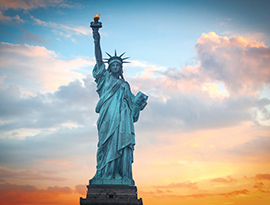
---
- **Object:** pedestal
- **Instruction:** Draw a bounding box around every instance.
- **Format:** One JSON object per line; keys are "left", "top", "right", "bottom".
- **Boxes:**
{"left": 89, "top": 178, "right": 135, "bottom": 186}
{"left": 80, "top": 185, "right": 143, "bottom": 205}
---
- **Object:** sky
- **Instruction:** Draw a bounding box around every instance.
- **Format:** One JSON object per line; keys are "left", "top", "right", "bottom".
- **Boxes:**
{"left": 0, "top": 0, "right": 270, "bottom": 205}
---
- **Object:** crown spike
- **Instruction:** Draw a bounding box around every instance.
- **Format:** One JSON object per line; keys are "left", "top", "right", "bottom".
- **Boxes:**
{"left": 104, "top": 50, "right": 131, "bottom": 65}
{"left": 105, "top": 52, "right": 112, "bottom": 57}
{"left": 119, "top": 52, "right": 126, "bottom": 58}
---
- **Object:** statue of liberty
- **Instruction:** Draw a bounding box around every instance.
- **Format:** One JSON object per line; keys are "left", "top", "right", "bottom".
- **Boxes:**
{"left": 89, "top": 14, "right": 148, "bottom": 186}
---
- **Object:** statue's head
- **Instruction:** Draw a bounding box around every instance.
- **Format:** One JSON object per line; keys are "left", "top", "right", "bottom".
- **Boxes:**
{"left": 108, "top": 61, "right": 123, "bottom": 79}
{"left": 104, "top": 50, "right": 129, "bottom": 79}
{"left": 109, "top": 61, "right": 122, "bottom": 73}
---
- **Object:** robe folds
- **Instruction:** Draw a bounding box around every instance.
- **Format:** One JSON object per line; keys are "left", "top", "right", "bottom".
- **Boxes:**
{"left": 92, "top": 63, "right": 136, "bottom": 180}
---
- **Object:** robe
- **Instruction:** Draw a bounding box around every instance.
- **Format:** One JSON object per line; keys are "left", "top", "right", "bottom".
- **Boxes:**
{"left": 92, "top": 63, "right": 135, "bottom": 180}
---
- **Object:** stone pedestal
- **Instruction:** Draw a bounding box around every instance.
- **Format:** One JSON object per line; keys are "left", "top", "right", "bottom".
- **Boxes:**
{"left": 80, "top": 185, "right": 143, "bottom": 205}
{"left": 89, "top": 178, "right": 135, "bottom": 186}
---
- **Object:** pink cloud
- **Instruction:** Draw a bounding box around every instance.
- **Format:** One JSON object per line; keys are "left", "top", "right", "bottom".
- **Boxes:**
{"left": 195, "top": 32, "right": 270, "bottom": 96}
{"left": 0, "top": 167, "right": 66, "bottom": 182}
{"left": 255, "top": 173, "right": 270, "bottom": 181}
{"left": 253, "top": 182, "right": 270, "bottom": 193}
{"left": 0, "top": 42, "right": 94, "bottom": 93}
{"left": 0, "top": 0, "right": 74, "bottom": 10}
{"left": 210, "top": 176, "right": 237, "bottom": 183}
{"left": 218, "top": 189, "right": 249, "bottom": 197}
{"left": 0, "top": 183, "right": 74, "bottom": 205}
{"left": 131, "top": 32, "right": 270, "bottom": 104}
{"left": 253, "top": 181, "right": 264, "bottom": 189}
{"left": 0, "top": 0, "right": 32, "bottom": 10}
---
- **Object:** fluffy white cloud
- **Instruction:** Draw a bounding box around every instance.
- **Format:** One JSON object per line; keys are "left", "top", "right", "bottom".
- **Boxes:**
{"left": 132, "top": 32, "right": 270, "bottom": 99}
{"left": 127, "top": 32, "right": 270, "bottom": 130}
{"left": 0, "top": 77, "right": 98, "bottom": 133}
{"left": 195, "top": 32, "right": 270, "bottom": 96}
{"left": 0, "top": 78, "right": 99, "bottom": 174}
{"left": 0, "top": 42, "right": 94, "bottom": 94}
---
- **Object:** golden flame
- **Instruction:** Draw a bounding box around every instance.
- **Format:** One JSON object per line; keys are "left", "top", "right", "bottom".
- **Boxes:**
{"left": 93, "top": 14, "right": 100, "bottom": 20}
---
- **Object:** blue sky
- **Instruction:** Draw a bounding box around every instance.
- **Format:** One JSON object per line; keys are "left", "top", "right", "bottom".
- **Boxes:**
{"left": 0, "top": 1, "right": 270, "bottom": 205}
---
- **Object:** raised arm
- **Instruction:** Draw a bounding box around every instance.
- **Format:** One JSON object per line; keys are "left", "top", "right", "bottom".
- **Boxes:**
{"left": 92, "top": 28, "right": 103, "bottom": 68}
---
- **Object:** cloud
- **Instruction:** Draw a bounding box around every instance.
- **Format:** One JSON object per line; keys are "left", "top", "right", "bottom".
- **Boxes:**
{"left": 0, "top": 0, "right": 77, "bottom": 10}
{"left": 253, "top": 181, "right": 264, "bottom": 189}
{"left": 210, "top": 176, "right": 237, "bottom": 183}
{"left": 0, "top": 11, "right": 23, "bottom": 23}
{"left": 0, "top": 76, "right": 99, "bottom": 169}
{"left": 30, "top": 15, "right": 92, "bottom": 38}
{"left": 253, "top": 181, "right": 270, "bottom": 193}
{"left": 133, "top": 92, "right": 267, "bottom": 135}
{"left": 0, "top": 42, "right": 94, "bottom": 93}
{"left": 134, "top": 85, "right": 221, "bottom": 132}
{"left": 0, "top": 128, "right": 97, "bottom": 181}
{"left": 0, "top": 78, "right": 97, "bottom": 130}
{"left": 127, "top": 33, "right": 270, "bottom": 132}
{"left": 0, "top": 167, "right": 66, "bottom": 182}
{"left": 195, "top": 32, "right": 270, "bottom": 96}
{"left": 131, "top": 32, "right": 270, "bottom": 100}
{"left": 250, "top": 98, "right": 270, "bottom": 125}
{"left": 218, "top": 189, "right": 250, "bottom": 197}
{"left": 254, "top": 173, "right": 270, "bottom": 181}
{"left": 0, "top": 0, "right": 78, "bottom": 24}
{"left": 0, "top": 183, "right": 74, "bottom": 205}
{"left": 132, "top": 32, "right": 270, "bottom": 105}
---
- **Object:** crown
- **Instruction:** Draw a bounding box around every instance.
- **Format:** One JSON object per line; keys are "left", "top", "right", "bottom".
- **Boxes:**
{"left": 103, "top": 50, "right": 130, "bottom": 65}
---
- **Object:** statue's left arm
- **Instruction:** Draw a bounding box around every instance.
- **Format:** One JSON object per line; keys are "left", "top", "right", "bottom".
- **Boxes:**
{"left": 131, "top": 91, "right": 148, "bottom": 123}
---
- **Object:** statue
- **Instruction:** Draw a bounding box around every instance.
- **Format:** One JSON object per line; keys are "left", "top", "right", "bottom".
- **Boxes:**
{"left": 89, "top": 14, "right": 148, "bottom": 186}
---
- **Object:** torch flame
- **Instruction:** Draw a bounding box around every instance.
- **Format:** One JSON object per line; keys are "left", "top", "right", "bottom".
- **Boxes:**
{"left": 93, "top": 14, "right": 100, "bottom": 20}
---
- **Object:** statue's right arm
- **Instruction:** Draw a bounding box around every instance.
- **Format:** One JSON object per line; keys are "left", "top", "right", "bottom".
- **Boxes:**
{"left": 92, "top": 28, "right": 103, "bottom": 68}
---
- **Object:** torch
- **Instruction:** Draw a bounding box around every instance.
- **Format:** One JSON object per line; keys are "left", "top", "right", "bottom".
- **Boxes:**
{"left": 90, "top": 14, "right": 102, "bottom": 30}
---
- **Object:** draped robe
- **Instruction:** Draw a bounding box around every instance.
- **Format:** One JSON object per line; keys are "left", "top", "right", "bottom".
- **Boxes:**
{"left": 92, "top": 63, "right": 136, "bottom": 183}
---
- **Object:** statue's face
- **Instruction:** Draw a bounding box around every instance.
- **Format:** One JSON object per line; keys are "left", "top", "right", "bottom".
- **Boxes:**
{"left": 110, "top": 62, "right": 122, "bottom": 74}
